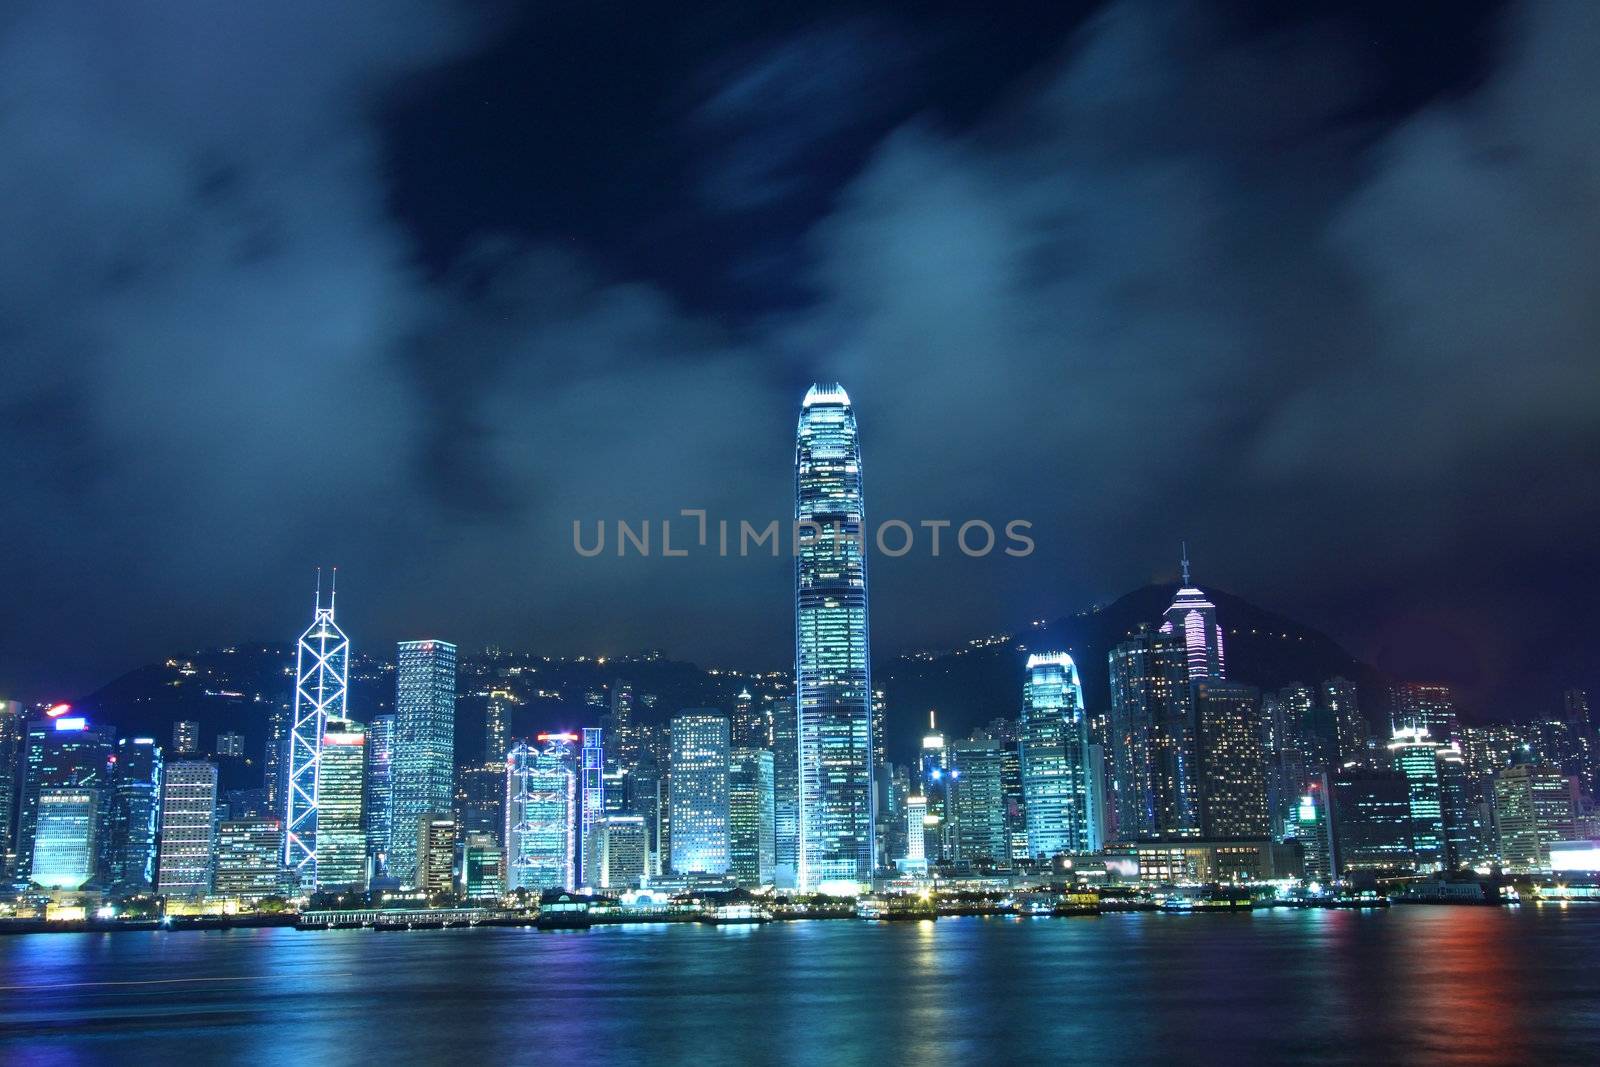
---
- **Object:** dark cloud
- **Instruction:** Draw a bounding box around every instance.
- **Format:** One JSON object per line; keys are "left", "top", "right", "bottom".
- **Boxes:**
{"left": 2, "top": 1, "right": 1595, "bottom": 714}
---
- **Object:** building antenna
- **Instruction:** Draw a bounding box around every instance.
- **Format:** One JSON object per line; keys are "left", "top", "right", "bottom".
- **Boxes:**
{"left": 315, "top": 565, "right": 323, "bottom": 612}
{"left": 330, "top": 566, "right": 337, "bottom": 614}
{"left": 1180, "top": 541, "right": 1191, "bottom": 586}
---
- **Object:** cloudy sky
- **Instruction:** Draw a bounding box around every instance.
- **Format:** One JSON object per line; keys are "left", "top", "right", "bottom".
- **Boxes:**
{"left": 2, "top": 1, "right": 1595, "bottom": 712}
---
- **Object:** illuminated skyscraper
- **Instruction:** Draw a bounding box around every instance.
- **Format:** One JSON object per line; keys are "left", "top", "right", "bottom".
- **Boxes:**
{"left": 484, "top": 690, "right": 513, "bottom": 763}
{"left": 505, "top": 735, "right": 576, "bottom": 892}
{"left": 391, "top": 639, "right": 457, "bottom": 885}
{"left": 1329, "top": 765, "right": 1416, "bottom": 874}
{"left": 1159, "top": 546, "right": 1225, "bottom": 681}
{"left": 950, "top": 737, "right": 1007, "bottom": 866}
{"left": 1195, "top": 681, "right": 1269, "bottom": 839}
{"left": 1387, "top": 726, "right": 1446, "bottom": 872}
{"left": 794, "top": 383, "right": 874, "bottom": 888}
{"left": 106, "top": 736, "right": 162, "bottom": 893}
{"left": 416, "top": 813, "right": 458, "bottom": 896}
{"left": 158, "top": 760, "right": 218, "bottom": 898}
{"left": 581, "top": 727, "right": 605, "bottom": 886}
{"left": 364, "top": 714, "right": 395, "bottom": 875}
{"left": 172, "top": 720, "right": 199, "bottom": 757}
{"left": 729, "top": 747, "right": 775, "bottom": 887}
{"left": 1322, "top": 678, "right": 1368, "bottom": 761}
{"left": 902, "top": 793, "right": 928, "bottom": 872}
{"left": 1392, "top": 683, "right": 1458, "bottom": 746}
{"left": 1019, "top": 653, "right": 1096, "bottom": 858}
{"left": 1493, "top": 763, "right": 1576, "bottom": 873}
{"left": 285, "top": 574, "right": 349, "bottom": 886}
{"left": 315, "top": 719, "right": 367, "bottom": 890}
{"left": 17, "top": 709, "right": 114, "bottom": 883}
{"left": 464, "top": 832, "right": 503, "bottom": 898}
{"left": 215, "top": 819, "right": 286, "bottom": 899}
{"left": 771, "top": 695, "right": 800, "bottom": 887}
{"left": 919, "top": 712, "right": 950, "bottom": 863}
{"left": 598, "top": 815, "right": 648, "bottom": 889}
{"left": 0, "top": 700, "right": 21, "bottom": 866}
{"left": 32, "top": 788, "right": 101, "bottom": 890}
{"left": 1108, "top": 628, "right": 1198, "bottom": 841}
{"left": 731, "top": 687, "right": 770, "bottom": 749}
{"left": 670, "top": 712, "right": 730, "bottom": 876}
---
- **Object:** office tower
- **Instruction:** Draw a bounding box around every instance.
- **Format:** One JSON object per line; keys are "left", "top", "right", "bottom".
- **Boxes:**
{"left": 416, "top": 813, "right": 458, "bottom": 897}
{"left": 17, "top": 709, "right": 114, "bottom": 882}
{"left": 902, "top": 794, "right": 928, "bottom": 871}
{"left": 1392, "top": 683, "right": 1458, "bottom": 746}
{"left": 1330, "top": 766, "right": 1416, "bottom": 874}
{"left": 1493, "top": 763, "right": 1577, "bottom": 872}
{"left": 0, "top": 700, "right": 20, "bottom": 867}
{"left": 1264, "top": 687, "right": 1310, "bottom": 842}
{"left": 456, "top": 763, "right": 504, "bottom": 840}
{"left": 604, "top": 680, "right": 636, "bottom": 771}
{"left": 285, "top": 577, "right": 349, "bottom": 886}
{"left": 215, "top": 731, "right": 245, "bottom": 759}
{"left": 950, "top": 737, "right": 1007, "bottom": 866}
{"left": 918, "top": 713, "right": 950, "bottom": 863}
{"left": 628, "top": 753, "right": 663, "bottom": 877}
{"left": 731, "top": 687, "right": 770, "bottom": 749}
{"left": 1387, "top": 727, "right": 1447, "bottom": 872}
{"left": 31, "top": 788, "right": 101, "bottom": 889}
{"left": 1159, "top": 546, "right": 1224, "bottom": 680}
{"left": 158, "top": 760, "right": 218, "bottom": 898}
{"left": 999, "top": 741, "right": 1029, "bottom": 863}
{"left": 915, "top": 713, "right": 947, "bottom": 863}
{"left": 106, "top": 736, "right": 162, "bottom": 893}
{"left": 729, "top": 748, "right": 776, "bottom": 887}
{"left": 262, "top": 700, "right": 290, "bottom": 820}
{"left": 581, "top": 727, "right": 605, "bottom": 886}
{"left": 1296, "top": 777, "right": 1334, "bottom": 883}
{"left": 871, "top": 689, "right": 887, "bottom": 776}
{"left": 1020, "top": 652, "right": 1096, "bottom": 858}
{"left": 599, "top": 815, "right": 648, "bottom": 889}
{"left": 315, "top": 719, "right": 367, "bottom": 890}
{"left": 505, "top": 735, "right": 577, "bottom": 892}
{"left": 1436, "top": 744, "right": 1491, "bottom": 869}
{"left": 484, "top": 689, "right": 513, "bottom": 763}
{"left": 214, "top": 819, "right": 283, "bottom": 899}
{"left": 1322, "top": 678, "right": 1368, "bottom": 761}
{"left": 771, "top": 696, "right": 800, "bottom": 888}
{"left": 171, "top": 720, "right": 199, "bottom": 757}
{"left": 463, "top": 832, "right": 503, "bottom": 899}
{"left": 392, "top": 639, "right": 458, "bottom": 885}
{"left": 670, "top": 712, "right": 731, "bottom": 876}
{"left": 876, "top": 761, "right": 908, "bottom": 866}
{"left": 794, "top": 382, "right": 874, "bottom": 889}
{"left": 1195, "top": 681, "right": 1269, "bottom": 839}
{"left": 1108, "top": 628, "right": 1199, "bottom": 841}
{"left": 364, "top": 714, "right": 395, "bottom": 874}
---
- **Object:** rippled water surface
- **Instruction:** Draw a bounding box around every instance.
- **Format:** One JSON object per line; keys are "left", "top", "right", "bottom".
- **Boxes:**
{"left": 2, "top": 906, "right": 1598, "bottom": 1065}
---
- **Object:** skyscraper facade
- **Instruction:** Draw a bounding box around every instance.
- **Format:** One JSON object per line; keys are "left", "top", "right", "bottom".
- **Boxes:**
{"left": 484, "top": 689, "right": 512, "bottom": 763}
{"left": 391, "top": 639, "right": 457, "bottom": 885}
{"left": 0, "top": 700, "right": 22, "bottom": 868}
{"left": 17, "top": 710, "right": 114, "bottom": 883}
{"left": 1387, "top": 726, "right": 1446, "bottom": 872}
{"left": 771, "top": 695, "right": 800, "bottom": 887}
{"left": 285, "top": 581, "right": 348, "bottom": 886}
{"left": 581, "top": 727, "right": 605, "bottom": 886}
{"left": 1195, "top": 681, "right": 1269, "bottom": 839}
{"left": 315, "top": 719, "right": 367, "bottom": 889}
{"left": 106, "top": 736, "right": 162, "bottom": 893}
{"left": 215, "top": 819, "right": 285, "bottom": 899}
{"left": 1108, "top": 628, "right": 1199, "bottom": 841}
{"left": 505, "top": 735, "right": 576, "bottom": 892}
{"left": 31, "top": 788, "right": 101, "bottom": 890}
{"left": 1493, "top": 763, "right": 1576, "bottom": 872}
{"left": 1159, "top": 549, "right": 1225, "bottom": 681}
{"left": 729, "top": 747, "right": 776, "bottom": 887}
{"left": 158, "top": 760, "right": 218, "bottom": 898}
{"left": 670, "top": 712, "right": 731, "bottom": 876}
{"left": 949, "top": 737, "right": 1008, "bottom": 865}
{"left": 1019, "top": 652, "right": 1095, "bottom": 858}
{"left": 417, "top": 814, "right": 458, "bottom": 897}
{"left": 364, "top": 713, "right": 395, "bottom": 875}
{"left": 794, "top": 383, "right": 874, "bottom": 888}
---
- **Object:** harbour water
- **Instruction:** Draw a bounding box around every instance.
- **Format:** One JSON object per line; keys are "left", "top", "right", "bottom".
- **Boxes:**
{"left": 2, "top": 906, "right": 1598, "bottom": 1065}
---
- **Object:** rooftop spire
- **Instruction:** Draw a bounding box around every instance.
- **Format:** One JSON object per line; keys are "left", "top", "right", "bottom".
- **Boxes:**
{"left": 1180, "top": 541, "right": 1191, "bottom": 586}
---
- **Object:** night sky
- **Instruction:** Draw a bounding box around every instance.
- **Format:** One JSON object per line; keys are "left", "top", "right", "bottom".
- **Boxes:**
{"left": 3, "top": 1, "right": 1596, "bottom": 712}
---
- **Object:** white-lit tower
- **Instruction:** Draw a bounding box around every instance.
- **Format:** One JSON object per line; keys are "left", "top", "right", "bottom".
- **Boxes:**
{"left": 284, "top": 569, "right": 349, "bottom": 887}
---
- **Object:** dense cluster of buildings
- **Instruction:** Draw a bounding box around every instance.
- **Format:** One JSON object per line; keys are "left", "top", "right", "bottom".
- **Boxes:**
{"left": 1, "top": 384, "right": 1597, "bottom": 914}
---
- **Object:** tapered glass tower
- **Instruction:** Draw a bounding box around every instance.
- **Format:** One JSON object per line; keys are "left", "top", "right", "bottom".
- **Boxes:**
{"left": 794, "top": 383, "right": 874, "bottom": 889}
{"left": 285, "top": 571, "right": 348, "bottom": 886}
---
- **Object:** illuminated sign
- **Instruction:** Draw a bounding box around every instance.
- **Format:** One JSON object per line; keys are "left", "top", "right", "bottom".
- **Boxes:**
{"left": 54, "top": 717, "right": 88, "bottom": 732}
{"left": 1550, "top": 842, "right": 1600, "bottom": 873}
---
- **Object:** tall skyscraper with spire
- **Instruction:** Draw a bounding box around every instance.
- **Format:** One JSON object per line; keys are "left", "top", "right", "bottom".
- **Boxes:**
{"left": 1020, "top": 652, "right": 1096, "bottom": 858}
{"left": 1160, "top": 544, "right": 1225, "bottom": 681}
{"left": 794, "top": 383, "right": 874, "bottom": 888}
{"left": 284, "top": 569, "right": 348, "bottom": 887}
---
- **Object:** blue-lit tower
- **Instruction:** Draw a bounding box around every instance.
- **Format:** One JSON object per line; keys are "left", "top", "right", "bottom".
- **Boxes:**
{"left": 506, "top": 734, "right": 577, "bottom": 892}
{"left": 580, "top": 727, "right": 605, "bottom": 886}
{"left": 284, "top": 570, "right": 348, "bottom": 887}
{"left": 1020, "top": 652, "right": 1096, "bottom": 858}
{"left": 794, "top": 383, "right": 874, "bottom": 889}
{"left": 391, "top": 638, "right": 458, "bottom": 885}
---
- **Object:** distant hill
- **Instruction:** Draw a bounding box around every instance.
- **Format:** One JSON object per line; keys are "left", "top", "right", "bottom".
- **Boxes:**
{"left": 876, "top": 583, "right": 1388, "bottom": 762}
